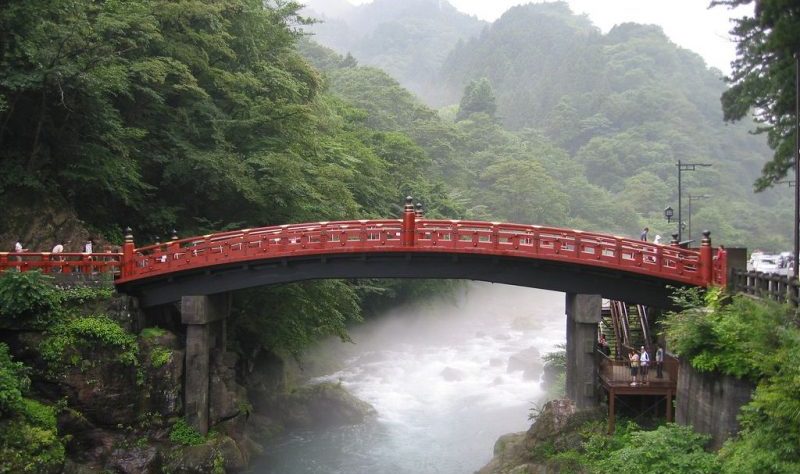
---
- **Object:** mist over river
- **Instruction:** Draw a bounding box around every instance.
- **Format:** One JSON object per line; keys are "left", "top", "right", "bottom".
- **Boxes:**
{"left": 251, "top": 283, "right": 566, "bottom": 473}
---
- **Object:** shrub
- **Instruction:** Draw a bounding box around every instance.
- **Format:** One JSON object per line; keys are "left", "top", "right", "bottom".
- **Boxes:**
{"left": 150, "top": 347, "right": 172, "bottom": 368}
{"left": 0, "top": 399, "right": 64, "bottom": 472}
{"left": 140, "top": 327, "right": 167, "bottom": 339}
{"left": 0, "top": 271, "right": 58, "bottom": 326}
{"left": 590, "top": 424, "right": 717, "bottom": 473}
{"left": 0, "top": 343, "right": 30, "bottom": 416}
{"left": 40, "top": 315, "right": 139, "bottom": 372}
{"left": 169, "top": 418, "right": 205, "bottom": 446}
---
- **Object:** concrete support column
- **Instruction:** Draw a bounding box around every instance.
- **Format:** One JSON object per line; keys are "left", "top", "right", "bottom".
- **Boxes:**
{"left": 182, "top": 293, "right": 230, "bottom": 434}
{"left": 565, "top": 293, "right": 602, "bottom": 409}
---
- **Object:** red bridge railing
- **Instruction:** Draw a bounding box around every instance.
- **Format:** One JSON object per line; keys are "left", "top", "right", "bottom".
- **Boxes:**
{"left": 0, "top": 199, "right": 726, "bottom": 288}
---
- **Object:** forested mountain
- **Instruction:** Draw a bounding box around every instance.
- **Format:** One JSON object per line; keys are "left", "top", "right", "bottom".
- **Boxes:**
{"left": 301, "top": 0, "right": 485, "bottom": 104}
{"left": 303, "top": 1, "right": 792, "bottom": 251}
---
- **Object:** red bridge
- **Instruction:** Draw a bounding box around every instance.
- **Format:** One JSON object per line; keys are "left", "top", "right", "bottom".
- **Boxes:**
{"left": 0, "top": 198, "right": 727, "bottom": 307}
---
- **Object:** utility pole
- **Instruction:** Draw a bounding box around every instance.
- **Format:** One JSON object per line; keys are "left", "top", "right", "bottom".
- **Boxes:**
{"left": 794, "top": 52, "right": 799, "bottom": 280}
{"left": 677, "top": 161, "right": 712, "bottom": 242}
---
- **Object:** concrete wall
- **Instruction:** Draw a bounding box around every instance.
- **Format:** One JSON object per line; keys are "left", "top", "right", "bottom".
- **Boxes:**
{"left": 675, "top": 359, "right": 754, "bottom": 449}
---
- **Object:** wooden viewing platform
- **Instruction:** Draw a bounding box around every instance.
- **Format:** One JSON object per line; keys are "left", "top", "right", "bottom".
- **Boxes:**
{"left": 598, "top": 350, "right": 678, "bottom": 432}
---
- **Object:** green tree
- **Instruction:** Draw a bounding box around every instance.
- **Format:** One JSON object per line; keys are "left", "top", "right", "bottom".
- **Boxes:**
{"left": 456, "top": 78, "right": 497, "bottom": 121}
{"left": 712, "top": 0, "right": 800, "bottom": 190}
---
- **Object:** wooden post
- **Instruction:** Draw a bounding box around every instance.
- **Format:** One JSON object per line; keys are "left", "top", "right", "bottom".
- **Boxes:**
{"left": 666, "top": 390, "right": 673, "bottom": 422}
{"left": 608, "top": 389, "right": 616, "bottom": 433}
{"left": 402, "top": 196, "right": 416, "bottom": 247}
{"left": 122, "top": 227, "right": 135, "bottom": 279}
{"left": 700, "top": 230, "right": 712, "bottom": 285}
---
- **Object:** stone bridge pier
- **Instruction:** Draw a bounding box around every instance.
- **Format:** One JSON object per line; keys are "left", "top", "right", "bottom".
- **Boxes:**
{"left": 181, "top": 293, "right": 230, "bottom": 434}
{"left": 565, "top": 293, "right": 602, "bottom": 409}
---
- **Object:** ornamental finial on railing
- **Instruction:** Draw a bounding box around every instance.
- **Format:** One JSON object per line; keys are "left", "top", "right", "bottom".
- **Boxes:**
{"left": 670, "top": 233, "right": 679, "bottom": 246}
{"left": 171, "top": 229, "right": 179, "bottom": 241}
{"left": 403, "top": 196, "right": 416, "bottom": 247}
{"left": 700, "top": 230, "right": 712, "bottom": 284}
{"left": 122, "top": 227, "right": 135, "bottom": 279}
{"left": 415, "top": 202, "right": 424, "bottom": 219}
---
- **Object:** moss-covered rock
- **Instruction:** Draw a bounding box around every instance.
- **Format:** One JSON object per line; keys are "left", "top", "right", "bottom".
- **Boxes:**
{"left": 163, "top": 434, "right": 245, "bottom": 473}
{"left": 138, "top": 328, "right": 183, "bottom": 417}
{"left": 274, "top": 382, "right": 377, "bottom": 430}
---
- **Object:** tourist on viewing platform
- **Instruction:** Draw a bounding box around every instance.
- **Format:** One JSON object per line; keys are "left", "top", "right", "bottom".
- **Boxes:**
{"left": 640, "top": 346, "right": 650, "bottom": 383}
{"left": 84, "top": 239, "right": 93, "bottom": 254}
{"left": 640, "top": 227, "right": 649, "bottom": 241}
{"left": 653, "top": 234, "right": 662, "bottom": 245}
{"left": 655, "top": 345, "right": 664, "bottom": 379}
{"left": 598, "top": 333, "right": 610, "bottom": 356}
{"left": 629, "top": 349, "right": 639, "bottom": 386}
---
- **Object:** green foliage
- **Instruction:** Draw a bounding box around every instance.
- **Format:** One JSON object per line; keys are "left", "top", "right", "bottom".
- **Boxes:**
{"left": 712, "top": 0, "right": 800, "bottom": 191}
{"left": 40, "top": 315, "right": 139, "bottom": 372}
{"left": 58, "top": 286, "right": 114, "bottom": 306}
{"left": 661, "top": 289, "right": 793, "bottom": 379}
{"left": 229, "top": 280, "right": 363, "bottom": 358}
{"left": 589, "top": 424, "right": 717, "bottom": 473}
{"left": 0, "top": 399, "right": 64, "bottom": 473}
{"left": 169, "top": 418, "right": 205, "bottom": 446}
{"left": 150, "top": 347, "right": 172, "bottom": 369}
{"left": 456, "top": 78, "right": 497, "bottom": 121}
{"left": 140, "top": 327, "right": 167, "bottom": 339}
{"left": 0, "top": 272, "right": 58, "bottom": 326}
{"left": 0, "top": 343, "right": 29, "bottom": 416}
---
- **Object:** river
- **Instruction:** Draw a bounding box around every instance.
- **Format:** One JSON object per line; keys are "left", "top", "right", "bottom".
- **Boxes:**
{"left": 251, "top": 282, "right": 566, "bottom": 474}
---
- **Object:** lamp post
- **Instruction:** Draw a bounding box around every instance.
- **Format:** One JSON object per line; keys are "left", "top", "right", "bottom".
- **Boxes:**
{"left": 677, "top": 160, "right": 712, "bottom": 242}
{"left": 686, "top": 194, "right": 710, "bottom": 241}
{"left": 664, "top": 206, "right": 674, "bottom": 223}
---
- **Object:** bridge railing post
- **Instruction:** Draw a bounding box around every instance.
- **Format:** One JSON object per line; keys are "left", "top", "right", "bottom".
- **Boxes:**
{"left": 403, "top": 196, "right": 416, "bottom": 247}
{"left": 700, "top": 230, "right": 712, "bottom": 286}
{"left": 122, "top": 227, "right": 135, "bottom": 279}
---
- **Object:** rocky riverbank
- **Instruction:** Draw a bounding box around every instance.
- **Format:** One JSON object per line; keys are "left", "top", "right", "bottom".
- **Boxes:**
{"left": 0, "top": 276, "right": 376, "bottom": 473}
{"left": 476, "top": 399, "right": 603, "bottom": 474}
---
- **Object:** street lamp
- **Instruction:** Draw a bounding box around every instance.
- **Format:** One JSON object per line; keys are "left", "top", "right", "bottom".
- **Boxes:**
{"left": 664, "top": 206, "right": 674, "bottom": 223}
{"left": 687, "top": 194, "right": 711, "bottom": 241}
{"left": 677, "top": 160, "right": 712, "bottom": 242}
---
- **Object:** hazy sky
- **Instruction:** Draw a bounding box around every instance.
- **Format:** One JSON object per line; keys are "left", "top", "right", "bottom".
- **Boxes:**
{"left": 345, "top": 0, "right": 752, "bottom": 75}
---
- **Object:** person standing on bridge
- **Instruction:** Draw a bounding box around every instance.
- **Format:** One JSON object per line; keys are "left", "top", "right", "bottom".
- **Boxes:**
{"left": 51, "top": 242, "right": 64, "bottom": 272}
{"left": 640, "top": 227, "right": 649, "bottom": 241}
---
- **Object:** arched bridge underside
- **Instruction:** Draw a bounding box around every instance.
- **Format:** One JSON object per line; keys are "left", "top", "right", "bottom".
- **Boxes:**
{"left": 109, "top": 217, "right": 726, "bottom": 308}
{"left": 121, "top": 250, "right": 691, "bottom": 308}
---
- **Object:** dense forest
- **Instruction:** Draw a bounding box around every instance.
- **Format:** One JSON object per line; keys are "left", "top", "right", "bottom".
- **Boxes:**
{"left": 1, "top": 0, "right": 799, "bottom": 471}
{"left": 305, "top": 0, "right": 793, "bottom": 251}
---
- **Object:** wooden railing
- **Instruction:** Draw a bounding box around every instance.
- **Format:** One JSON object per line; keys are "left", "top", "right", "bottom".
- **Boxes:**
{"left": 598, "top": 349, "right": 679, "bottom": 386}
{"left": 0, "top": 200, "right": 727, "bottom": 288}
{"left": 730, "top": 269, "right": 800, "bottom": 306}
{"left": 0, "top": 252, "right": 122, "bottom": 275}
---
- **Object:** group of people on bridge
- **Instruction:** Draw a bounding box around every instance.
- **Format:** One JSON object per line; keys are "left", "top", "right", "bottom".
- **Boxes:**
{"left": 13, "top": 239, "right": 95, "bottom": 255}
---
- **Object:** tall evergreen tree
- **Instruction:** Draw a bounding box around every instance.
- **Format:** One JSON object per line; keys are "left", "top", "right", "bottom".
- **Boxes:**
{"left": 713, "top": 0, "right": 800, "bottom": 190}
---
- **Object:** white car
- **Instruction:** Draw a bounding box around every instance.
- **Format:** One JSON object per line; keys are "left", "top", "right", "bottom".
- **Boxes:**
{"left": 752, "top": 255, "right": 780, "bottom": 274}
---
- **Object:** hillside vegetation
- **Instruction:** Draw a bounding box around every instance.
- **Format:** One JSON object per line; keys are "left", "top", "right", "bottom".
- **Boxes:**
{"left": 306, "top": 0, "right": 792, "bottom": 250}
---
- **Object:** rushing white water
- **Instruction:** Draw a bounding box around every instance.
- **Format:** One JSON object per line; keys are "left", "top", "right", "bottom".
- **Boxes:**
{"left": 252, "top": 282, "right": 566, "bottom": 474}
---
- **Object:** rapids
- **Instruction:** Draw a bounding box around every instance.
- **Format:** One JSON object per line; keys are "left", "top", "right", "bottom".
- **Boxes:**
{"left": 252, "top": 282, "right": 566, "bottom": 473}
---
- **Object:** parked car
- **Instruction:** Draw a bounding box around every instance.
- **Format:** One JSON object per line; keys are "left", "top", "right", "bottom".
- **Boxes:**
{"left": 752, "top": 254, "right": 780, "bottom": 274}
